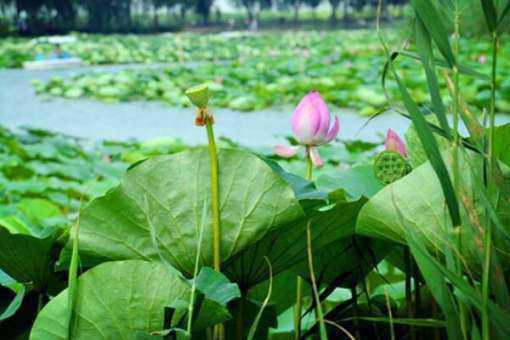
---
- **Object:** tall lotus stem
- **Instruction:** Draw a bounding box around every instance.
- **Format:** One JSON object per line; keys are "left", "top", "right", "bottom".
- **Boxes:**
{"left": 205, "top": 121, "right": 221, "bottom": 272}
{"left": 295, "top": 259, "right": 304, "bottom": 339}
{"left": 185, "top": 84, "right": 221, "bottom": 273}
{"left": 305, "top": 146, "right": 313, "bottom": 180}
{"left": 307, "top": 220, "right": 328, "bottom": 340}
{"left": 295, "top": 148, "right": 313, "bottom": 339}
{"left": 275, "top": 92, "right": 340, "bottom": 339}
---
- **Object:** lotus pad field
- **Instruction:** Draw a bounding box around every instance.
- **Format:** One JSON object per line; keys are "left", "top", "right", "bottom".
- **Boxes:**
{"left": 14, "top": 30, "right": 508, "bottom": 114}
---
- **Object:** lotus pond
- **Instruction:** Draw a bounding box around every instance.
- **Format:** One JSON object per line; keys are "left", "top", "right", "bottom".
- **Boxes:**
{"left": 9, "top": 29, "right": 509, "bottom": 114}
{"left": 2, "top": 2, "right": 510, "bottom": 340}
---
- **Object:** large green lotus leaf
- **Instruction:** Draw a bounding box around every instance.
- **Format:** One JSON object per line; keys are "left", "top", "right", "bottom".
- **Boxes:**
{"left": 30, "top": 260, "right": 231, "bottom": 340}
{"left": 15, "top": 198, "right": 66, "bottom": 237}
{"left": 290, "top": 236, "right": 392, "bottom": 288}
{"left": 223, "top": 199, "right": 366, "bottom": 289}
{"left": 264, "top": 159, "right": 328, "bottom": 203}
{"left": 193, "top": 267, "right": 241, "bottom": 306}
{"left": 405, "top": 116, "right": 450, "bottom": 169}
{"left": 245, "top": 237, "right": 390, "bottom": 315}
{"left": 356, "top": 149, "right": 510, "bottom": 271}
{"left": 248, "top": 270, "right": 310, "bottom": 315}
{"left": 0, "top": 226, "right": 56, "bottom": 289}
{"left": 0, "top": 270, "right": 25, "bottom": 321}
{"left": 76, "top": 148, "right": 303, "bottom": 275}
{"left": 224, "top": 298, "right": 277, "bottom": 340}
{"left": 316, "top": 164, "right": 384, "bottom": 200}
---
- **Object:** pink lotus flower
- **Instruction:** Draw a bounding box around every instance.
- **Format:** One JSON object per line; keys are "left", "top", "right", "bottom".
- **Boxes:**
{"left": 274, "top": 91, "right": 339, "bottom": 167}
{"left": 385, "top": 129, "right": 407, "bottom": 158}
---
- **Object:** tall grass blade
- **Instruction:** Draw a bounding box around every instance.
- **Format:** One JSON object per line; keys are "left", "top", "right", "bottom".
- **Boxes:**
{"left": 393, "top": 189, "right": 510, "bottom": 336}
{"left": 481, "top": 0, "right": 498, "bottom": 32}
{"left": 399, "top": 51, "right": 489, "bottom": 80}
{"left": 442, "top": 71, "right": 485, "bottom": 146}
{"left": 414, "top": 16, "right": 450, "bottom": 134}
{"left": 410, "top": 0, "right": 456, "bottom": 67}
{"left": 389, "top": 64, "right": 461, "bottom": 226}
{"left": 465, "top": 156, "right": 510, "bottom": 310}
{"left": 387, "top": 106, "right": 479, "bottom": 153}
{"left": 466, "top": 157, "right": 510, "bottom": 245}
{"left": 499, "top": 1, "right": 510, "bottom": 27}
{"left": 390, "top": 191, "right": 461, "bottom": 340}
{"left": 380, "top": 54, "right": 480, "bottom": 154}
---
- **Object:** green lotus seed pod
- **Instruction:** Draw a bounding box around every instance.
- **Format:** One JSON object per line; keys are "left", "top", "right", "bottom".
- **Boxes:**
{"left": 185, "top": 84, "right": 209, "bottom": 109}
{"left": 374, "top": 150, "right": 407, "bottom": 185}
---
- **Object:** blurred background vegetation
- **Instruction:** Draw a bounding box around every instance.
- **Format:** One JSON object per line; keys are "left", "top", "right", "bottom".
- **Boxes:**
{"left": 1, "top": 0, "right": 507, "bottom": 37}
{"left": 0, "top": 0, "right": 419, "bottom": 35}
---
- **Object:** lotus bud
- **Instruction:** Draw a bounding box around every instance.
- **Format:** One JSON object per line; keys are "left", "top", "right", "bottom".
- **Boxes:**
{"left": 291, "top": 91, "right": 339, "bottom": 147}
{"left": 385, "top": 129, "right": 407, "bottom": 158}
{"left": 274, "top": 91, "right": 339, "bottom": 167}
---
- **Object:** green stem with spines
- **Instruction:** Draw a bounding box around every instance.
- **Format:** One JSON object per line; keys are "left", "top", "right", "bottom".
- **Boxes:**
{"left": 205, "top": 117, "right": 223, "bottom": 340}
{"left": 482, "top": 30, "right": 499, "bottom": 340}
{"left": 305, "top": 148, "right": 313, "bottom": 180}
{"left": 307, "top": 220, "right": 328, "bottom": 340}
{"left": 294, "top": 278, "right": 303, "bottom": 340}
{"left": 294, "top": 146, "right": 314, "bottom": 339}
{"left": 205, "top": 119, "right": 221, "bottom": 273}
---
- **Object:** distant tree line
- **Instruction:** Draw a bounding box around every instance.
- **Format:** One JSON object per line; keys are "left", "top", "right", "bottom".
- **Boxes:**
{"left": 0, "top": 0, "right": 408, "bottom": 35}
{"left": 236, "top": 0, "right": 407, "bottom": 24}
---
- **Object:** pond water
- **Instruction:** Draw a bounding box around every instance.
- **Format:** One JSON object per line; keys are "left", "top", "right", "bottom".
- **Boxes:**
{"left": 1, "top": 64, "right": 508, "bottom": 146}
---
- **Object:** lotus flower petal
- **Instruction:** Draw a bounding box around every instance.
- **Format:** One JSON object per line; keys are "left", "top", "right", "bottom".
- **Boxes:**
{"left": 324, "top": 116, "right": 340, "bottom": 143}
{"left": 274, "top": 145, "right": 300, "bottom": 158}
{"left": 309, "top": 147, "right": 323, "bottom": 167}
{"left": 292, "top": 94, "right": 322, "bottom": 145}
{"left": 309, "top": 91, "right": 330, "bottom": 139}
{"left": 385, "top": 129, "right": 407, "bottom": 157}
